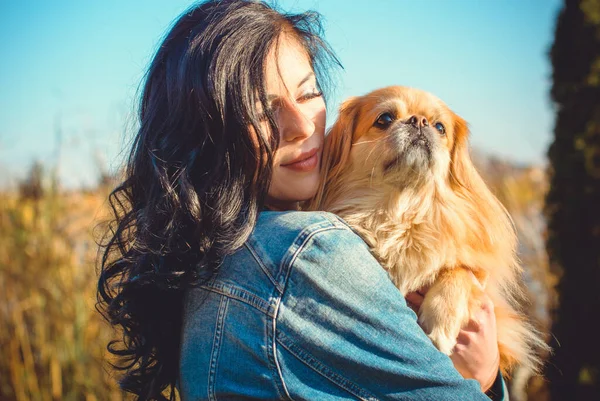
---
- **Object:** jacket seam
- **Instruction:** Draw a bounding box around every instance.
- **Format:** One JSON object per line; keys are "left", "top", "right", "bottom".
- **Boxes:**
{"left": 269, "top": 296, "right": 294, "bottom": 400}
{"left": 245, "top": 242, "right": 284, "bottom": 293}
{"left": 200, "top": 282, "right": 274, "bottom": 317}
{"left": 276, "top": 223, "right": 350, "bottom": 287}
{"left": 276, "top": 331, "right": 378, "bottom": 401}
{"left": 208, "top": 295, "right": 229, "bottom": 401}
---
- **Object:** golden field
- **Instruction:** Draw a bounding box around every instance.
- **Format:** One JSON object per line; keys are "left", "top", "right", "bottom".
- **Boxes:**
{"left": 0, "top": 178, "right": 127, "bottom": 401}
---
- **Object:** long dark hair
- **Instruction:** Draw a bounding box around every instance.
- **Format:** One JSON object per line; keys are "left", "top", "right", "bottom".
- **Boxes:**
{"left": 97, "top": 1, "right": 339, "bottom": 399}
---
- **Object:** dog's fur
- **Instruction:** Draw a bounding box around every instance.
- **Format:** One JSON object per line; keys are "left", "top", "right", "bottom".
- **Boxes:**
{"left": 309, "top": 86, "right": 548, "bottom": 376}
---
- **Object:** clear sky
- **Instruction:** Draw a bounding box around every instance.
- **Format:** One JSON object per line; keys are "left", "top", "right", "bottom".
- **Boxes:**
{"left": 0, "top": 0, "right": 562, "bottom": 188}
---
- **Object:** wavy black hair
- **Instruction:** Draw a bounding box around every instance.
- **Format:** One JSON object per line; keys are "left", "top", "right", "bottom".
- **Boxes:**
{"left": 97, "top": 0, "right": 339, "bottom": 399}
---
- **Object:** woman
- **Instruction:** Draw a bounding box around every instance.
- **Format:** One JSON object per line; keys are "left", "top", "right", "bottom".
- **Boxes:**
{"left": 98, "top": 1, "right": 506, "bottom": 400}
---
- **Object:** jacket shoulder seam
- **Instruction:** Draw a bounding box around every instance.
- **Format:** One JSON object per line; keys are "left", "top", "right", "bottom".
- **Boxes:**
{"left": 244, "top": 242, "right": 284, "bottom": 294}
{"left": 276, "top": 221, "right": 352, "bottom": 286}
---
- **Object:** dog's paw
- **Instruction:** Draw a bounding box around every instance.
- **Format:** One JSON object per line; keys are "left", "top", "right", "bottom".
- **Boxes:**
{"left": 418, "top": 311, "right": 461, "bottom": 355}
{"left": 427, "top": 329, "right": 458, "bottom": 355}
{"left": 418, "top": 288, "right": 469, "bottom": 355}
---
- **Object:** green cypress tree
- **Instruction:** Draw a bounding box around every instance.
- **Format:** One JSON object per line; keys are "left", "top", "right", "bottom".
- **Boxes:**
{"left": 546, "top": 0, "right": 600, "bottom": 399}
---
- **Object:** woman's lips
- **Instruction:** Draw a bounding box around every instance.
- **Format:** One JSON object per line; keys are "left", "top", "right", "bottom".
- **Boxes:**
{"left": 281, "top": 148, "right": 319, "bottom": 172}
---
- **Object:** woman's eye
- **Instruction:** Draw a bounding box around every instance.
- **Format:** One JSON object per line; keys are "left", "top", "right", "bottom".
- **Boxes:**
{"left": 298, "top": 88, "right": 322, "bottom": 102}
{"left": 434, "top": 122, "right": 446, "bottom": 135}
{"left": 374, "top": 112, "right": 395, "bottom": 129}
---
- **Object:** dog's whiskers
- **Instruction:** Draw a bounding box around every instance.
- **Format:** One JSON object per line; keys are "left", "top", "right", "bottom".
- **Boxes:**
{"left": 369, "top": 149, "right": 389, "bottom": 187}
{"left": 370, "top": 167, "right": 376, "bottom": 188}
{"left": 364, "top": 144, "right": 380, "bottom": 165}
{"left": 353, "top": 137, "right": 385, "bottom": 146}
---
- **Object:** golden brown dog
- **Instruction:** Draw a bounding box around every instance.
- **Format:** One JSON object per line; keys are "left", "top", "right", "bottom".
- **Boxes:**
{"left": 309, "top": 86, "right": 548, "bottom": 376}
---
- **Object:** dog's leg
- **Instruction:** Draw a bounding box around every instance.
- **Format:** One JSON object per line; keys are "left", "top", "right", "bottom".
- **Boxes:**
{"left": 418, "top": 268, "right": 484, "bottom": 355}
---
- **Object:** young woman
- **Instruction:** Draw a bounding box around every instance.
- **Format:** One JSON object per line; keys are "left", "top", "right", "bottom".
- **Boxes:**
{"left": 98, "top": 1, "right": 506, "bottom": 400}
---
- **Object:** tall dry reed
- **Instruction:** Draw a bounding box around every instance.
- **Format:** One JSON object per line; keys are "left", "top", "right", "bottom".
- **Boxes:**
{"left": 0, "top": 173, "right": 127, "bottom": 401}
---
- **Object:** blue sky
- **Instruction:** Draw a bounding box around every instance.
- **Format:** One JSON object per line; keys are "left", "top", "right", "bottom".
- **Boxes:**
{"left": 0, "top": 0, "right": 562, "bottom": 188}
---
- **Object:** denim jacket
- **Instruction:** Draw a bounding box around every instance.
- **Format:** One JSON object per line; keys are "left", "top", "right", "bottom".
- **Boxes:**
{"left": 179, "top": 211, "right": 507, "bottom": 400}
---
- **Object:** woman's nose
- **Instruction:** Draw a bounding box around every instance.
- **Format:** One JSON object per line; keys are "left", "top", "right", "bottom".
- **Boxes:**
{"left": 278, "top": 101, "right": 314, "bottom": 142}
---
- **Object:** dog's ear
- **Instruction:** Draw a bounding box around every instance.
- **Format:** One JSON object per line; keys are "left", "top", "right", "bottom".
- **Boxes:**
{"left": 308, "top": 96, "right": 360, "bottom": 210}
{"left": 448, "top": 112, "right": 517, "bottom": 264}
{"left": 449, "top": 113, "right": 477, "bottom": 192}
{"left": 449, "top": 113, "right": 496, "bottom": 207}
{"left": 322, "top": 97, "right": 360, "bottom": 188}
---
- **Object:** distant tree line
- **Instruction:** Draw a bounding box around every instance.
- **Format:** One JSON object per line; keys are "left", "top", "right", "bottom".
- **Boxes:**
{"left": 546, "top": 0, "right": 600, "bottom": 400}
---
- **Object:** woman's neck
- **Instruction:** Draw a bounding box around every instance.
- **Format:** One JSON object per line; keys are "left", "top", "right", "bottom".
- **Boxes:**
{"left": 264, "top": 198, "right": 301, "bottom": 211}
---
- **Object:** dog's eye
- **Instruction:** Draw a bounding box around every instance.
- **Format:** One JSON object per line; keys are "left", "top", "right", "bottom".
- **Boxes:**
{"left": 434, "top": 122, "right": 446, "bottom": 135}
{"left": 374, "top": 113, "right": 395, "bottom": 129}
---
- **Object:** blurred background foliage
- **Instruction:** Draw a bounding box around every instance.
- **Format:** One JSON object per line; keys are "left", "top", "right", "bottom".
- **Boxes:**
{"left": 0, "top": 0, "right": 599, "bottom": 400}
{"left": 545, "top": 0, "right": 600, "bottom": 399}
{"left": 0, "top": 165, "right": 126, "bottom": 401}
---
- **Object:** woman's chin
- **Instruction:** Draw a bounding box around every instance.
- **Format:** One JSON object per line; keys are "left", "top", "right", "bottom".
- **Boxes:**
{"left": 268, "top": 174, "right": 319, "bottom": 207}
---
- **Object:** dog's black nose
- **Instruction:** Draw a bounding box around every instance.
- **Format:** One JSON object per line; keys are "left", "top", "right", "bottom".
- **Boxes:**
{"left": 407, "top": 115, "right": 429, "bottom": 128}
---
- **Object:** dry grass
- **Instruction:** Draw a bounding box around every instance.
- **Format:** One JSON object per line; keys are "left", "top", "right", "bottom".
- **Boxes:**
{"left": 476, "top": 157, "right": 555, "bottom": 401}
{"left": 0, "top": 179, "right": 127, "bottom": 401}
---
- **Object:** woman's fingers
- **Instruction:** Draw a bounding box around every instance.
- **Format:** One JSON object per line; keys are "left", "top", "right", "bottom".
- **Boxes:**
{"left": 450, "top": 293, "right": 500, "bottom": 392}
{"left": 405, "top": 292, "right": 424, "bottom": 313}
{"left": 404, "top": 285, "right": 430, "bottom": 313}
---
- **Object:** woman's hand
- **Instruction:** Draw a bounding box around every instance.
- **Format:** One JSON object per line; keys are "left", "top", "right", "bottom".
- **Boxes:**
{"left": 405, "top": 286, "right": 500, "bottom": 392}
{"left": 449, "top": 295, "right": 499, "bottom": 392}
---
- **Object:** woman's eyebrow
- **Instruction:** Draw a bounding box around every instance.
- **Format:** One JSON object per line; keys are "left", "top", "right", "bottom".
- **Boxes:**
{"left": 297, "top": 72, "right": 315, "bottom": 88}
{"left": 266, "top": 72, "right": 315, "bottom": 101}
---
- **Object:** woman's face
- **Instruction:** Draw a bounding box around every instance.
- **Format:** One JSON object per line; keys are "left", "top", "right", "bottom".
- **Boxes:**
{"left": 262, "top": 37, "right": 326, "bottom": 210}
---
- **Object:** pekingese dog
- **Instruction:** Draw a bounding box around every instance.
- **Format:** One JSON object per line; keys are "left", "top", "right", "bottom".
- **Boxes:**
{"left": 309, "top": 86, "right": 548, "bottom": 376}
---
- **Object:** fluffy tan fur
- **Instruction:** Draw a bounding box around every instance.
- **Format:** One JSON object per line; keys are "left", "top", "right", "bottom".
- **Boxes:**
{"left": 309, "top": 86, "right": 548, "bottom": 376}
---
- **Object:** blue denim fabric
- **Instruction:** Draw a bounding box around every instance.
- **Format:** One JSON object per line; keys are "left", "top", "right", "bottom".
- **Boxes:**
{"left": 179, "top": 211, "right": 506, "bottom": 400}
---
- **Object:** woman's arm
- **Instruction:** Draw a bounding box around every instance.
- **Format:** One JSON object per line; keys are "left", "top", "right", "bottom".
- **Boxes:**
{"left": 275, "top": 225, "right": 507, "bottom": 400}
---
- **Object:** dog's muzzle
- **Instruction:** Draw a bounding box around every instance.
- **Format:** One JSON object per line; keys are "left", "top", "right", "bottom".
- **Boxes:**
{"left": 383, "top": 126, "right": 435, "bottom": 173}
{"left": 408, "top": 130, "right": 432, "bottom": 155}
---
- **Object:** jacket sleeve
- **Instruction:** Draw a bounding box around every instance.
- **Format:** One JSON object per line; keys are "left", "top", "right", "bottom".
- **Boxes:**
{"left": 275, "top": 224, "right": 507, "bottom": 401}
{"left": 487, "top": 370, "right": 509, "bottom": 401}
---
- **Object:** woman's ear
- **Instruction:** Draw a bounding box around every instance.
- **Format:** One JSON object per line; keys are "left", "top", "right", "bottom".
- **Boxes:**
{"left": 308, "top": 97, "right": 359, "bottom": 210}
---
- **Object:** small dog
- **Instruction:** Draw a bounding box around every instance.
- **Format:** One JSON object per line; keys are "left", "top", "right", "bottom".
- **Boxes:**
{"left": 309, "top": 86, "right": 548, "bottom": 376}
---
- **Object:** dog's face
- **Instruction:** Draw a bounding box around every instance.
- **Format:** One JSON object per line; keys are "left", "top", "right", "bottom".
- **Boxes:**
{"left": 327, "top": 86, "right": 468, "bottom": 188}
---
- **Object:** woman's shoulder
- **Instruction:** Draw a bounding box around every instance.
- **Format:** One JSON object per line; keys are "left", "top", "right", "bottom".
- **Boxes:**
{"left": 256, "top": 210, "right": 349, "bottom": 234}
{"left": 236, "top": 210, "right": 367, "bottom": 290}
{"left": 202, "top": 211, "right": 361, "bottom": 299}
{"left": 250, "top": 210, "right": 360, "bottom": 261}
